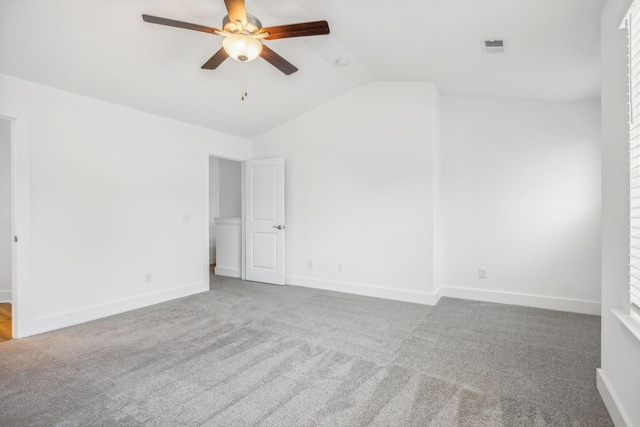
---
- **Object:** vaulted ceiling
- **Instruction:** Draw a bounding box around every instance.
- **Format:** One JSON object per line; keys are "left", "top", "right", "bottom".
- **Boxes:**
{"left": 0, "top": 0, "right": 606, "bottom": 138}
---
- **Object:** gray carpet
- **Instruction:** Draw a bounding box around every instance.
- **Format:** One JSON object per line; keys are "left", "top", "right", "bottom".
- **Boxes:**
{"left": 0, "top": 276, "right": 612, "bottom": 426}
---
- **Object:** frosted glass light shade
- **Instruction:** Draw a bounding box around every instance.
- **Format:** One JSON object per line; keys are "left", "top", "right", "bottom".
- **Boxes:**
{"left": 223, "top": 35, "right": 263, "bottom": 62}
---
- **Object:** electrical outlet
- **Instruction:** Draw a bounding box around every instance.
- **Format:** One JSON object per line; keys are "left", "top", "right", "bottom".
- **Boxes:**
{"left": 308, "top": 260, "right": 314, "bottom": 269}
{"left": 479, "top": 267, "right": 487, "bottom": 279}
{"left": 145, "top": 272, "right": 153, "bottom": 283}
{"left": 337, "top": 262, "right": 343, "bottom": 272}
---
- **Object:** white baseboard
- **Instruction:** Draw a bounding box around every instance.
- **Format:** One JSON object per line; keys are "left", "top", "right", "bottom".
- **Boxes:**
{"left": 597, "top": 368, "right": 632, "bottom": 427}
{"left": 283, "top": 277, "right": 600, "bottom": 314}
{"left": 286, "top": 275, "right": 442, "bottom": 306}
{"left": 439, "top": 286, "right": 600, "bottom": 315}
{"left": 0, "top": 290, "right": 12, "bottom": 303}
{"left": 215, "top": 267, "right": 241, "bottom": 278}
{"left": 29, "top": 281, "right": 208, "bottom": 336}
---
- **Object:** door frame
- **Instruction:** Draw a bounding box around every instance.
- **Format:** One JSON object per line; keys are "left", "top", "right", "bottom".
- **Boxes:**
{"left": 1, "top": 101, "right": 31, "bottom": 339}
{"left": 202, "top": 152, "right": 247, "bottom": 285}
{"left": 202, "top": 152, "right": 285, "bottom": 287}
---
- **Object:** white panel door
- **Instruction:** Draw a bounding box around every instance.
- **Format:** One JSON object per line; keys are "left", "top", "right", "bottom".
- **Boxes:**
{"left": 245, "top": 157, "right": 285, "bottom": 285}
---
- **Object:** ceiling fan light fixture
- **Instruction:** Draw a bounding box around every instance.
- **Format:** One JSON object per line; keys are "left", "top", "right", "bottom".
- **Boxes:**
{"left": 223, "top": 34, "right": 263, "bottom": 62}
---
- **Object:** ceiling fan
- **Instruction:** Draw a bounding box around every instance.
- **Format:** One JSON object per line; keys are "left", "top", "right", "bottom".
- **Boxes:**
{"left": 142, "top": 0, "right": 330, "bottom": 75}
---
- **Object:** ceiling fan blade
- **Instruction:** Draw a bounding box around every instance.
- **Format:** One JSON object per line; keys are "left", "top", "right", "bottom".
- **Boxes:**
{"left": 260, "top": 45, "right": 298, "bottom": 75}
{"left": 261, "top": 21, "right": 330, "bottom": 40}
{"left": 142, "top": 14, "right": 221, "bottom": 35}
{"left": 224, "top": 0, "right": 248, "bottom": 27}
{"left": 201, "top": 48, "right": 229, "bottom": 70}
{"left": 214, "top": 29, "right": 233, "bottom": 37}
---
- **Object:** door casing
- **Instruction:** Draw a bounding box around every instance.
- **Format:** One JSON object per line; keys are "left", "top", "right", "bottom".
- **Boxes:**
{"left": 1, "top": 101, "right": 31, "bottom": 338}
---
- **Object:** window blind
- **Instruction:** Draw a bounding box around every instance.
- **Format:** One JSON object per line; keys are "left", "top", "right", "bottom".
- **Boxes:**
{"left": 628, "top": 2, "right": 640, "bottom": 314}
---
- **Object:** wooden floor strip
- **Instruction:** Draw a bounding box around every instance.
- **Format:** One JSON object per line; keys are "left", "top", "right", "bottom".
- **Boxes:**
{"left": 0, "top": 303, "right": 12, "bottom": 342}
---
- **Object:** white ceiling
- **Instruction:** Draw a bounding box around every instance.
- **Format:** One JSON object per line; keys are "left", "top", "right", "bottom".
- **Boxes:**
{"left": 0, "top": 0, "right": 606, "bottom": 139}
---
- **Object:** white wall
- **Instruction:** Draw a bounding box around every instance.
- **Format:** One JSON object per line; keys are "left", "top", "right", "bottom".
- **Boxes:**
{"left": 440, "top": 96, "right": 602, "bottom": 314}
{"left": 0, "top": 118, "right": 11, "bottom": 302}
{"left": 251, "top": 82, "right": 601, "bottom": 311}
{"left": 0, "top": 74, "right": 252, "bottom": 335}
{"left": 599, "top": 0, "right": 640, "bottom": 425}
{"left": 218, "top": 158, "right": 242, "bottom": 218}
{"left": 252, "top": 81, "right": 441, "bottom": 304}
{"left": 431, "top": 91, "right": 442, "bottom": 292}
{"left": 209, "top": 157, "right": 220, "bottom": 264}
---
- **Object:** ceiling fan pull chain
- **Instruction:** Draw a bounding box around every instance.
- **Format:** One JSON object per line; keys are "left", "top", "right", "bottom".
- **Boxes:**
{"left": 241, "top": 63, "right": 248, "bottom": 101}
{"left": 241, "top": 65, "right": 245, "bottom": 100}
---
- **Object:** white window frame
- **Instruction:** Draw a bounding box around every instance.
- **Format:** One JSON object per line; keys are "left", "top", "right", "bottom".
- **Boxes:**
{"left": 625, "top": 1, "right": 640, "bottom": 317}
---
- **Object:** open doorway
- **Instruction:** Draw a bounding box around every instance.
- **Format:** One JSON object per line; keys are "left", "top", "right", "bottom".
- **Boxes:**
{"left": 0, "top": 118, "right": 12, "bottom": 342}
{"left": 209, "top": 157, "right": 243, "bottom": 287}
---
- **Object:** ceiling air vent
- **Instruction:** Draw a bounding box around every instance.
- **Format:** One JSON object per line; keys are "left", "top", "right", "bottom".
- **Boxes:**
{"left": 482, "top": 39, "right": 505, "bottom": 54}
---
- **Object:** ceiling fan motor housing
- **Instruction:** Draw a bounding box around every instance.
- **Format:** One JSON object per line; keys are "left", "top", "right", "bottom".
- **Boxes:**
{"left": 223, "top": 14, "right": 262, "bottom": 33}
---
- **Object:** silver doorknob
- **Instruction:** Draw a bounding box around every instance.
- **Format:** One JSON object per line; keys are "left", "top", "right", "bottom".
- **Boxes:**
{"left": 273, "top": 225, "right": 284, "bottom": 230}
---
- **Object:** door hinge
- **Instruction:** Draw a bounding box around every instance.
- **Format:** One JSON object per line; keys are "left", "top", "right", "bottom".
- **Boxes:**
{"left": 14, "top": 236, "right": 18, "bottom": 242}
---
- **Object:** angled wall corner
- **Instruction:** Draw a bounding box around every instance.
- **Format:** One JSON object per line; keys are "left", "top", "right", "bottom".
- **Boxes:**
{"left": 252, "top": 81, "right": 443, "bottom": 302}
